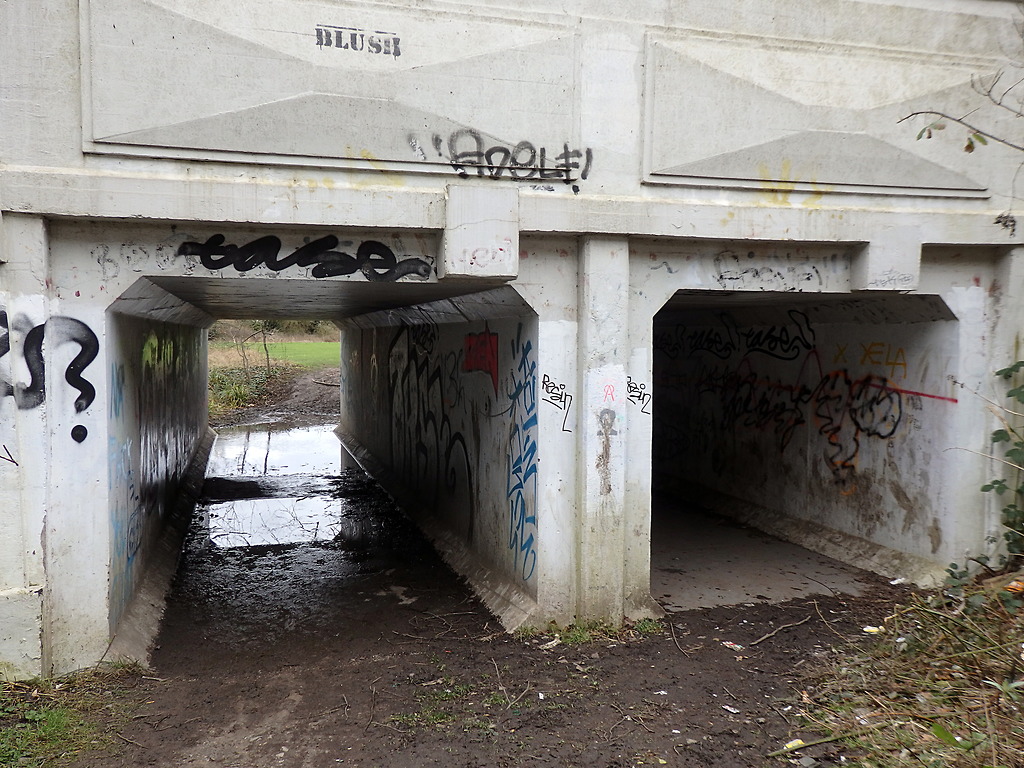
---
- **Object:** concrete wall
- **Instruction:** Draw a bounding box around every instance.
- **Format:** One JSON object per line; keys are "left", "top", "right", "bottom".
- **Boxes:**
{"left": 338, "top": 300, "right": 544, "bottom": 621}
{"left": 653, "top": 297, "right": 961, "bottom": 574}
{"left": 105, "top": 313, "right": 207, "bottom": 632}
{"left": 0, "top": 216, "right": 115, "bottom": 676}
{"left": 3, "top": 0, "right": 1024, "bottom": 674}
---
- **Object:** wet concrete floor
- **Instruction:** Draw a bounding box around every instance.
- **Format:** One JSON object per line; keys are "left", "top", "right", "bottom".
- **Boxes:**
{"left": 164, "top": 422, "right": 442, "bottom": 649}
{"left": 163, "top": 422, "right": 873, "bottom": 649}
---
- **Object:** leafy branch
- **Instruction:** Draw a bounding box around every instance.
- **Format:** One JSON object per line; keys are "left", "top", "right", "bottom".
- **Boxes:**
{"left": 897, "top": 112, "right": 1016, "bottom": 153}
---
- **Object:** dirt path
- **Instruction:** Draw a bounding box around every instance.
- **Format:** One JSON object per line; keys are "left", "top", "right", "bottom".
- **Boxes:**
{"left": 73, "top": 367, "right": 910, "bottom": 768}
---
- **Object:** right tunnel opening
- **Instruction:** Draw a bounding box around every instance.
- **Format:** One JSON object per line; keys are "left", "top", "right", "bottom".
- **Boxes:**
{"left": 649, "top": 292, "right": 960, "bottom": 610}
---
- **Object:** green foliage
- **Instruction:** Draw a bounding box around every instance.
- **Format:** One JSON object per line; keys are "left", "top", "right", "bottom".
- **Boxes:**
{"left": 208, "top": 365, "right": 291, "bottom": 417}
{"left": 981, "top": 360, "right": 1024, "bottom": 567}
{"left": 557, "top": 620, "right": 618, "bottom": 644}
{"left": 631, "top": 618, "right": 663, "bottom": 635}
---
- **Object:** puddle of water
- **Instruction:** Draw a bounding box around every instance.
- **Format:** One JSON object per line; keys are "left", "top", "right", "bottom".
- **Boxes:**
{"left": 202, "top": 423, "right": 349, "bottom": 547}
{"left": 206, "top": 496, "right": 344, "bottom": 547}
{"left": 206, "top": 423, "right": 343, "bottom": 477}
{"left": 161, "top": 422, "right": 447, "bottom": 647}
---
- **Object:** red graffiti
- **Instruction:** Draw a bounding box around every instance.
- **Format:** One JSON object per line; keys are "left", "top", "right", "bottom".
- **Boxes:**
{"left": 463, "top": 327, "right": 499, "bottom": 393}
{"left": 603, "top": 383, "right": 616, "bottom": 402}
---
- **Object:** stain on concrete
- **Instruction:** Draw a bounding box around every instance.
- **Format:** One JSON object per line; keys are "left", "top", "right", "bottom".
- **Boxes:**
{"left": 596, "top": 408, "right": 618, "bottom": 495}
{"left": 928, "top": 517, "right": 943, "bottom": 554}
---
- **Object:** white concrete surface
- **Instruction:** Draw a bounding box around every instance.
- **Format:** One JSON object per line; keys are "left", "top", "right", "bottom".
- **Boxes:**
{"left": 2, "top": 0, "right": 1022, "bottom": 676}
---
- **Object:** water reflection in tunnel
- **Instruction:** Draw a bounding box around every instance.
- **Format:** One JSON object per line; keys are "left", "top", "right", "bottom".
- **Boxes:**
{"left": 198, "top": 423, "right": 405, "bottom": 551}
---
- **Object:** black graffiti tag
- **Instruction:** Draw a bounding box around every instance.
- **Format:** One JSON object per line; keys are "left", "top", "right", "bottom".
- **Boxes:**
{"left": 177, "top": 235, "right": 432, "bottom": 281}
{"left": 431, "top": 130, "right": 593, "bottom": 189}
{"left": 812, "top": 371, "right": 902, "bottom": 487}
{"left": 0, "top": 311, "right": 99, "bottom": 441}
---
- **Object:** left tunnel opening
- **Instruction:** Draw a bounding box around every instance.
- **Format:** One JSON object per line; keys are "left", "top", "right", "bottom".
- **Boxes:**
{"left": 102, "top": 272, "right": 537, "bottom": 665}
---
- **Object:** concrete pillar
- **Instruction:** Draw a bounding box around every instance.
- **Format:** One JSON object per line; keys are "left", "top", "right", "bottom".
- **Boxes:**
{"left": 0, "top": 215, "right": 110, "bottom": 675}
{"left": 623, "top": 290, "right": 669, "bottom": 620}
{"left": 512, "top": 240, "right": 581, "bottom": 627}
{"left": 576, "top": 236, "right": 630, "bottom": 620}
{"left": 0, "top": 215, "right": 49, "bottom": 679}
{"left": 982, "top": 245, "right": 1024, "bottom": 560}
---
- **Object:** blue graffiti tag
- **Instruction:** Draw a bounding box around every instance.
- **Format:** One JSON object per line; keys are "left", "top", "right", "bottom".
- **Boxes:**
{"left": 506, "top": 324, "right": 538, "bottom": 581}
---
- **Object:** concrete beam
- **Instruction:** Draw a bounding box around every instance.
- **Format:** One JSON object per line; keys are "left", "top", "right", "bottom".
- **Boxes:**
{"left": 441, "top": 184, "right": 519, "bottom": 279}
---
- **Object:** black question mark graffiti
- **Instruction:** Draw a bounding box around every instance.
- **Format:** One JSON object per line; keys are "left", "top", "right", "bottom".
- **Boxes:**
{"left": 46, "top": 317, "right": 99, "bottom": 441}
{"left": 9, "top": 317, "right": 98, "bottom": 441}
{"left": 0, "top": 311, "right": 12, "bottom": 399}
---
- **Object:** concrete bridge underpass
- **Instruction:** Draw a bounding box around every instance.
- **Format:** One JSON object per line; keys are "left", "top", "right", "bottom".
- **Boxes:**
{"left": 2, "top": 213, "right": 1015, "bottom": 679}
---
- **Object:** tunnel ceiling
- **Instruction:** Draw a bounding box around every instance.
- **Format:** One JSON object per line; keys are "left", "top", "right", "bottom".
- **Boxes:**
{"left": 658, "top": 291, "right": 956, "bottom": 324}
{"left": 145, "top": 276, "right": 511, "bottom": 320}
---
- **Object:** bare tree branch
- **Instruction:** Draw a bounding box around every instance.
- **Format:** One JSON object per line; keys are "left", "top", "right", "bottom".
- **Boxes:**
{"left": 898, "top": 111, "right": 1024, "bottom": 153}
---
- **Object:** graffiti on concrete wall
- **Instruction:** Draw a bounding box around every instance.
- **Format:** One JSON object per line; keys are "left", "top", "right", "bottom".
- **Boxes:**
{"left": 388, "top": 322, "right": 477, "bottom": 538}
{"left": 541, "top": 373, "right": 573, "bottom": 432}
{"left": 626, "top": 376, "right": 652, "bottom": 415}
{"left": 1, "top": 444, "right": 17, "bottom": 465}
{"left": 108, "top": 437, "right": 142, "bottom": 562}
{"left": 108, "top": 433, "right": 142, "bottom": 612}
{"left": 655, "top": 309, "right": 816, "bottom": 362}
{"left": 314, "top": 25, "right": 401, "bottom": 57}
{"left": 866, "top": 269, "right": 915, "bottom": 290}
{"left": 655, "top": 309, "right": 930, "bottom": 492}
{"left": 506, "top": 324, "right": 539, "bottom": 580}
{"left": 463, "top": 326, "right": 499, "bottom": 394}
{"left": 812, "top": 370, "right": 901, "bottom": 488}
{"left": 836, "top": 341, "right": 907, "bottom": 380}
{"left": 177, "top": 234, "right": 432, "bottom": 280}
{"left": 713, "top": 249, "right": 837, "bottom": 292}
{"left": 0, "top": 309, "right": 99, "bottom": 442}
{"left": 413, "top": 129, "right": 593, "bottom": 192}
{"left": 596, "top": 408, "right": 618, "bottom": 496}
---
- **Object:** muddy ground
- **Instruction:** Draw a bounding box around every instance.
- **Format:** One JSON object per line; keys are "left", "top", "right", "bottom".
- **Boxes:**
{"left": 73, "top": 367, "right": 911, "bottom": 768}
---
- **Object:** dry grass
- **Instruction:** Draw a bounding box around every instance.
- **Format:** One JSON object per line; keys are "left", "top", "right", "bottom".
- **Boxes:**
{"left": 0, "top": 663, "right": 145, "bottom": 767}
{"left": 793, "top": 583, "right": 1024, "bottom": 767}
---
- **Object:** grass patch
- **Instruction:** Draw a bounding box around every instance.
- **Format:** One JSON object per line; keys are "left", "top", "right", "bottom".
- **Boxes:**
{"left": 387, "top": 676, "right": 475, "bottom": 731}
{"left": 207, "top": 364, "right": 296, "bottom": 418}
{"left": 209, "top": 341, "right": 340, "bottom": 369}
{"left": 0, "top": 664, "right": 144, "bottom": 767}
{"left": 793, "top": 583, "right": 1024, "bottom": 767}
{"left": 526, "top": 618, "right": 663, "bottom": 646}
{"left": 631, "top": 618, "right": 664, "bottom": 635}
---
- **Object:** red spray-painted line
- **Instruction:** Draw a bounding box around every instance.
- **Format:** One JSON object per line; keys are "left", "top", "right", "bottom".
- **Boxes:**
{"left": 868, "top": 380, "right": 959, "bottom": 404}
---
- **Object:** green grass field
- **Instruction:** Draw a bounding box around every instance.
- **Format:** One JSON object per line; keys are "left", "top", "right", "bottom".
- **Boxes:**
{"left": 209, "top": 341, "right": 340, "bottom": 369}
{"left": 260, "top": 342, "right": 340, "bottom": 367}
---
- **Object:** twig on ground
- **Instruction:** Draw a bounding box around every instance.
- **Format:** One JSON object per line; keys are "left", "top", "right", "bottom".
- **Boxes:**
{"left": 491, "top": 658, "right": 512, "bottom": 708}
{"left": 364, "top": 678, "right": 380, "bottom": 735}
{"left": 765, "top": 723, "right": 887, "bottom": 757}
{"left": 749, "top": 616, "right": 812, "bottom": 646}
{"left": 116, "top": 733, "right": 146, "bottom": 748}
{"left": 812, "top": 600, "right": 849, "bottom": 642}
{"left": 668, "top": 620, "right": 693, "bottom": 656}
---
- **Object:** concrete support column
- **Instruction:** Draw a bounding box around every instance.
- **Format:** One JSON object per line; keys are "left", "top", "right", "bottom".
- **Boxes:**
{"left": 623, "top": 291, "right": 667, "bottom": 620}
{"left": 981, "top": 245, "right": 1024, "bottom": 560}
{"left": 0, "top": 215, "right": 49, "bottom": 679}
{"left": 576, "top": 236, "right": 629, "bottom": 620}
{"left": 0, "top": 215, "right": 110, "bottom": 675}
